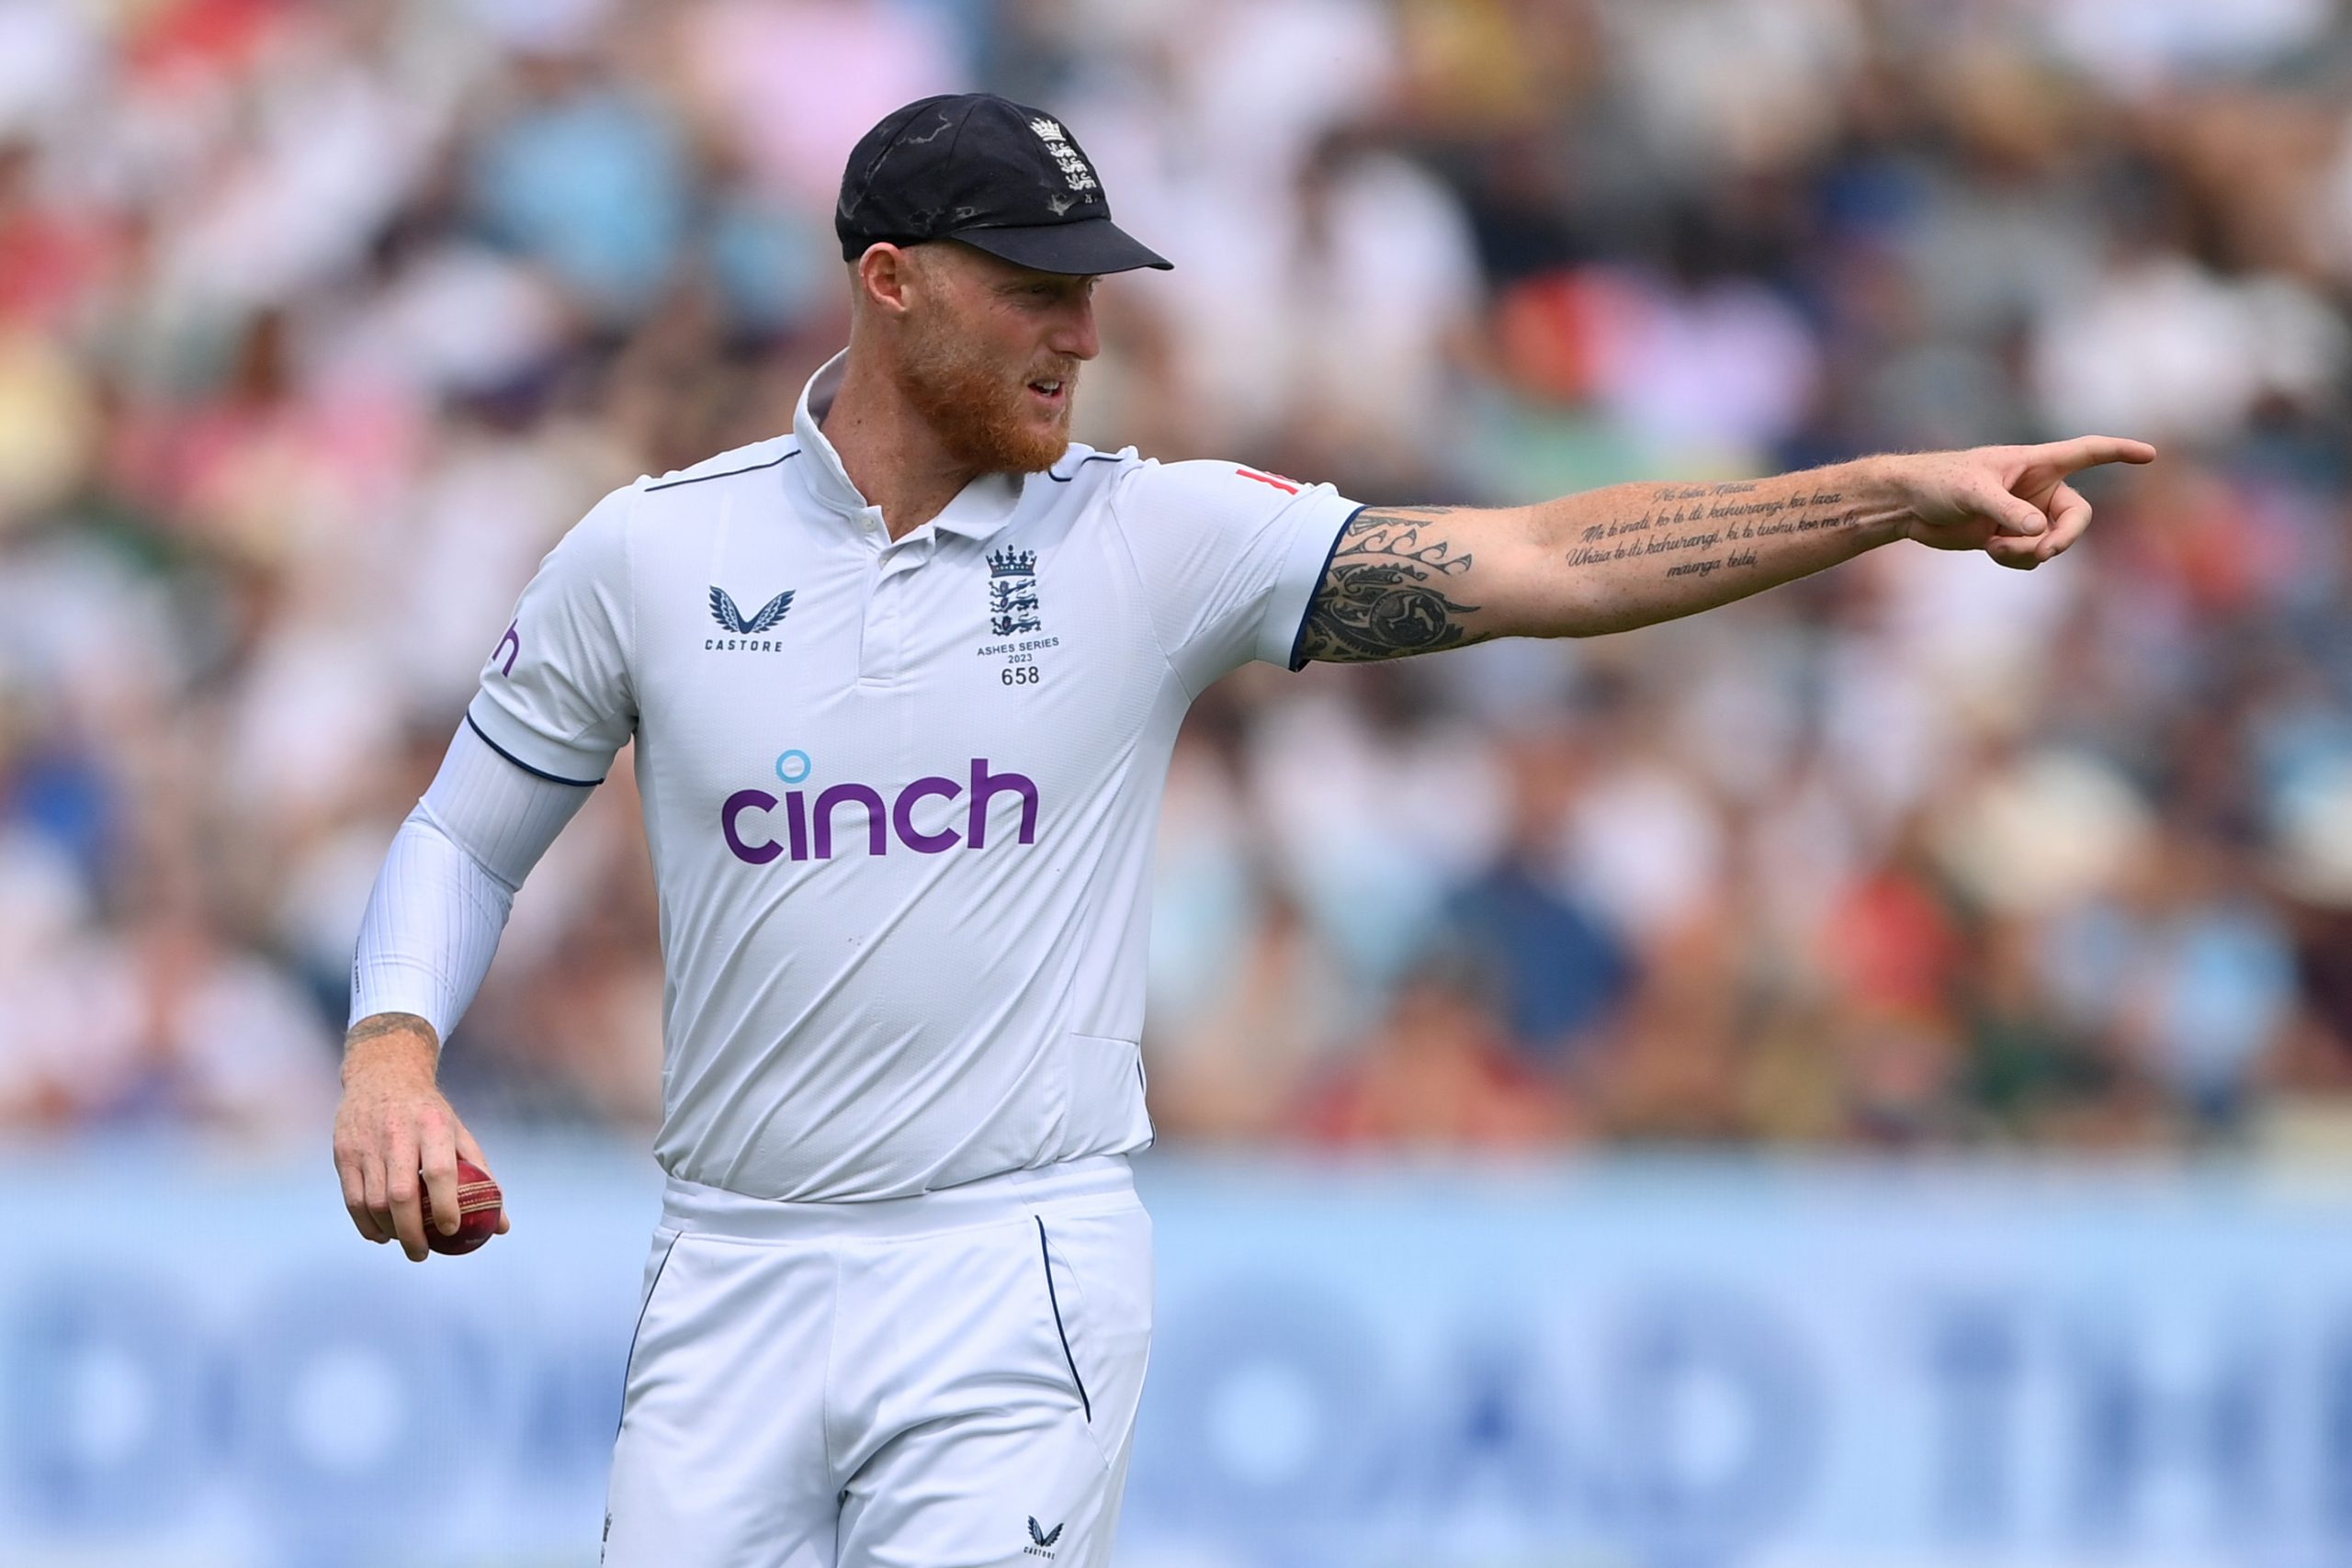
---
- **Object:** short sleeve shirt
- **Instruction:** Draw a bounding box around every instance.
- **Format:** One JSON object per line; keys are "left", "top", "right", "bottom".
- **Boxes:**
{"left": 468, "top": 352, "right": 1361, "bottom": 1201}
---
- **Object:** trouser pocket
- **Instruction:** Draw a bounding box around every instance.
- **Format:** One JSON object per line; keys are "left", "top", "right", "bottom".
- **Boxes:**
{"left": 617, "top": 1227, "right": 682, "bottom": 1413}
{"left": 1033, "top": 1201, "right": 1155, "bottom": 1467}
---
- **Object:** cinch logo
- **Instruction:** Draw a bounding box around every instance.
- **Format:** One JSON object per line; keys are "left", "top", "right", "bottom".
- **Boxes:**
{"left": 722, "top": 758, "right": 1039, "bottom": 863}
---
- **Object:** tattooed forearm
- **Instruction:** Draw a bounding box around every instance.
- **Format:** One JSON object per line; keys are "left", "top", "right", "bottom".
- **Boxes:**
{"left": 1296, "top": 507, "right": 1484, "bottom": 663}
{"left": 1565, "top": 484, "right": 1871, "bottom": 582}
{"left": 1287, "top": 459, "right": 1908, "bottom": 649}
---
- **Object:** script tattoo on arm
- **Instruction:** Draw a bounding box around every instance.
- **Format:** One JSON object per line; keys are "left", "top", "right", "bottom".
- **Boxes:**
{"left": 1296, "top": 507, "right": 1484, "bottom": 663}
{"left": 1565, "top": 481, "right": 1871, "bottom": 583}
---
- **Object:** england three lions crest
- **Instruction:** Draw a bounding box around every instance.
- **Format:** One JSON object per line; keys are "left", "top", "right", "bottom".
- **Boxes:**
{"left": 988, "top": 547, "right": 1043, "bottom": 637}
{"left": 977, "top": 547, "right": 1057, "bottom": 681}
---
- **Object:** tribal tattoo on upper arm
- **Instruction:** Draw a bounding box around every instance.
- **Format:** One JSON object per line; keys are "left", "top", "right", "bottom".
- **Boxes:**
{"left": 1295, "top": 507, "right": 1484, "bottom": 663}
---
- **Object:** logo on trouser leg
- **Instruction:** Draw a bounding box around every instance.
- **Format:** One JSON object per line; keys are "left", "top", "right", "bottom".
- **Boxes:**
{"left": 1024, "top": 1517, "right": 1064, "bottom": 1559}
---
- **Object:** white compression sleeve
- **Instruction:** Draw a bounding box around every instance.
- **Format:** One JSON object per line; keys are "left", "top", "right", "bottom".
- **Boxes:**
{"left": 348, "top": 721, "right": 596, "bottom": 1043}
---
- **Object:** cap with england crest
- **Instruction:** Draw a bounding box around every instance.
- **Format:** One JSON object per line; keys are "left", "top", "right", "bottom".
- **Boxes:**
{"left": 835, "top": 93, "right": 1172, "bottom": 276}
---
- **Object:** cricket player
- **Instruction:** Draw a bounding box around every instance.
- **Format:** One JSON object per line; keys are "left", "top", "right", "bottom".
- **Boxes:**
{"left": 332, "top": 93, "right": 2154, "bottom": 1567}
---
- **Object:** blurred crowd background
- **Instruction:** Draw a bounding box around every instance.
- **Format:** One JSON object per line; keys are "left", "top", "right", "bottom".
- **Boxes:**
{"left": 5, "top": 0, "right": 2352, "bottom": 1159}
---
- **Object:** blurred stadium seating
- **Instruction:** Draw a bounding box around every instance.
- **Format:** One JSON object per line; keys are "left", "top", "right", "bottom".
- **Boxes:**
{"left": 5, "top": 0, "right": 2351, "bottom": 1156}
{"left": 4, "top": 0, "right": 2352, "bottom": 1563}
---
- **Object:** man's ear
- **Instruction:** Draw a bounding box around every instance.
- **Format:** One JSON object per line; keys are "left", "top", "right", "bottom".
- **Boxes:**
{"left": 855, "top": 243, "right": 917, "bottom": 318}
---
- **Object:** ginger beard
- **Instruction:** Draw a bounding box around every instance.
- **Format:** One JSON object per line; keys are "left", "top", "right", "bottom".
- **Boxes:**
{"left": 893, "top": 297, "right": 1077, "bottom": 477}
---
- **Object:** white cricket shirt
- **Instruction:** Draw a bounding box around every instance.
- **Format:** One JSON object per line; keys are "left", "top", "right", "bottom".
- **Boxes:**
{"left": 467, "top": 353, "right": 1363, "bottom": 1201}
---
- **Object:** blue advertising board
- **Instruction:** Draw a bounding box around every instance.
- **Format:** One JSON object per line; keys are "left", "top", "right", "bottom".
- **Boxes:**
{"left": 0, "top": 1145, "right": 2346, "bottom": 1568}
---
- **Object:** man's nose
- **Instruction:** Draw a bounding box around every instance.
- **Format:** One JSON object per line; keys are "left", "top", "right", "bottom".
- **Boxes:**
{"left": 1049, "top": 299, "right": 1099, "bottom": 361}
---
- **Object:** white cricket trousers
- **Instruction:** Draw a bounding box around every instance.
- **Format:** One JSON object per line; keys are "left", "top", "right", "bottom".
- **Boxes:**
{"left": 601, "top": 1156, "right": 1152, "bottom": 1568}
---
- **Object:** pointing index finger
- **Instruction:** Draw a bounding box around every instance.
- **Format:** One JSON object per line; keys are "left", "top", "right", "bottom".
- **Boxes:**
{"left": 2030, "top": 434, "right": 2158, "bottom": 475}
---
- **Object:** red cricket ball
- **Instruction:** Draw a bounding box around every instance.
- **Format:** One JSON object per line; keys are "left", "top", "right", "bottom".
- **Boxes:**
{"left": 421, "top": 1158, "right": 503, "bottom": 1256}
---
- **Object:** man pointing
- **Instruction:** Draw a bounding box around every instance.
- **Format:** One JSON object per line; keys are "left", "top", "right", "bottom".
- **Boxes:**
{"left": 334, "top": 92, "right": 2154, "bottom": 1568}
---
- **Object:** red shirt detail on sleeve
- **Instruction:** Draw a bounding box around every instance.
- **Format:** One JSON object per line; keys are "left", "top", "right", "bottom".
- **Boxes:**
{"left": 1235, "top": 467, "right": 1300, "bottom": 494}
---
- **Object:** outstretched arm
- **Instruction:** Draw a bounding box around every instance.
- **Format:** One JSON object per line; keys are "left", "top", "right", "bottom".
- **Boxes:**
{"left": 1295, "top": 437, "right": 2157, "bottom": 662}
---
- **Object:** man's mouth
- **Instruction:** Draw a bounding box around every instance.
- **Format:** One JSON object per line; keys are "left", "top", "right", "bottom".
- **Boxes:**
{"left": 1026, "top": 376, "right": 1068, "bottom": 408}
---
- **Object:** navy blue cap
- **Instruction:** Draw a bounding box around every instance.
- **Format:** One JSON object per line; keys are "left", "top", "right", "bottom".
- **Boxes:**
{"left": 836, "top": 94, "right": 1171, "bottom": 276}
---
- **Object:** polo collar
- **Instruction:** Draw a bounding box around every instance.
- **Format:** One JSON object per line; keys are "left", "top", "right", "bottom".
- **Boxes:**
{"left": 790, "top": 349, "right": 1027, "bottom": 542}
{"left": 791, "top": 351, "right": 866, "bottom": 519}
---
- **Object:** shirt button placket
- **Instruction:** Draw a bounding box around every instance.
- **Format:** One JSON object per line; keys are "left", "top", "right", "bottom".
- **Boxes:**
{"left": 857, "top": 513, "right": 925, "bottom": 686}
